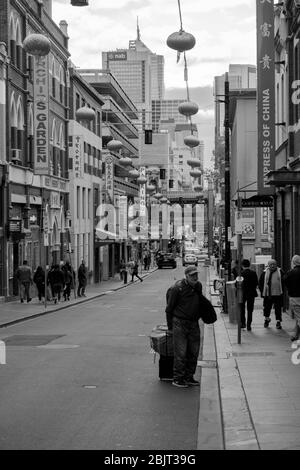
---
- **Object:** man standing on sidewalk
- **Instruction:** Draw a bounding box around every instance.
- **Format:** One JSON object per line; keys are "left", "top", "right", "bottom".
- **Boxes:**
{"left": 77, "top": 260, "right": 87, "bottom": 297}
{"left": 258, "top": 259, "right": 285, "bottom": 330}
{"left": 240, "top": 259, "right": 259, "bottom": 331}
{"left": 165, "top": 265, "right": 202, "bottom": 388}
{"left": 283, "top": 254, "right": 300, "bottom": 342}
{"left": 15, "top": 260, "right": 33, "bottom": 303}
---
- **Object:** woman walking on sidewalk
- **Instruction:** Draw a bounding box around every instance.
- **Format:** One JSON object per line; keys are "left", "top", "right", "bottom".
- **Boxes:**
{"left": 283, "top": 255, "right": 300, "bottom": 342}
{"left": 258, "top": 259, "right": 285, "bottom": 330}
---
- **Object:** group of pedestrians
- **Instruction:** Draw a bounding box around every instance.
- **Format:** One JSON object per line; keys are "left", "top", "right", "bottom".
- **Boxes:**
{"left": 15, "top": 259, "right": 88, "bottom": 305}
{"left": 231, "top": 255, "right": 300, "bottom": 339}
{"left": 119, "top": 259, "right": 143, "bottom": 284}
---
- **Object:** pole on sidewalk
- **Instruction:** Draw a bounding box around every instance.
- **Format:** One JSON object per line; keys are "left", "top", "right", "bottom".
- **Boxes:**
{"left": 236, "top": 194, "right": 243, "bottom": 344}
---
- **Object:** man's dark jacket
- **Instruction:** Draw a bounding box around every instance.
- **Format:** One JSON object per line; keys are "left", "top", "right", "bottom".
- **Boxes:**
{"left": 165, "top": 279, "right": 203, "bottom": 330}
{"left": 241, "top": 268, "right": 258, "bottom": 300}
{"left": 283, "top": 266, "right": 300, "bottom": 297}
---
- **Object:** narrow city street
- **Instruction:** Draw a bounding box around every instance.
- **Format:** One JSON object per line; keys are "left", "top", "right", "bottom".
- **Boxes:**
{"left": 0, "top": 265, "right": 208, "bottom": 450}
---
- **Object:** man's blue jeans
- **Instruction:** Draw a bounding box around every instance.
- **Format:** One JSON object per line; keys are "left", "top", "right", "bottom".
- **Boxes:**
{"left": 172, "top": 317, "right": 200, "bottom": 381}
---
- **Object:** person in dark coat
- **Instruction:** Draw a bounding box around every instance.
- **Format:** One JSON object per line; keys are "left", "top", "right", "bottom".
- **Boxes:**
{"left": 283, "top": 255, "right": 300, "bottom": 341}
{"left": 240, "top": 259, "right": 258, "bottom": 331}
{"left": 62, "top": 261, "right": 75, "bottom": 301}
{"left": 258, "top": 259, "right": 285, "bottom": 329}
{"left": 48, "top": 264, "right": 65, "bottom": 304}
{"left": 77, "top": 260, "right": 87, "bottom": 297}
{"left": 130, "top": 260, "right": 143, "bottom": 283}
{"left": 15, "top": 260, "right": 33, "bottom": 303}
{"left": 33, "top": 266, "right": 45, "bottom": 302}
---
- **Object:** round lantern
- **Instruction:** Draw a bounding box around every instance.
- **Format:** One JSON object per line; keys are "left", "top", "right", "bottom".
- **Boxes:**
{"left": 128, "top": 169, "right": 139, "bottom": 178}
{"left": 187, "top": 158, "right": 201, "bottom": 168}
{"left": 119, "top": 157, "right": 132, "bottom": 167}
{"left": 137, "top": 176, "right": 147, "bottom": 185}
{"left": 190, "top": 169, "right": 202, "bottom": 178}
{"left": 184, "top": 135, "right": 200, "bottom": 148}
{"left": 146, "top": 184, "right": 156, "bottom": 193}
{"left": 107, "top": 139, "right": 122, "bottom": 152}
{"left": 160, "top": 197, "right": 168, "bottom": 204}
{"left": 76, "top": 106, "right": 95, "bottom": 122}
{"left": 153, "top": 192, "right": 163, "bottom": 200}
{"left": 167, "top": 30, "right": 196, "bottom": 52}
{"left": 178, "top": 101, "right": 199, "bottom": 117}
{"left": 148, "top": 166, "right": 160, "bottom": 174}
{"left": 194, "top": 185, "right": 203, "bottom": 192}
{"left": 23, "top": 33, "right": 51, "bottom": 56}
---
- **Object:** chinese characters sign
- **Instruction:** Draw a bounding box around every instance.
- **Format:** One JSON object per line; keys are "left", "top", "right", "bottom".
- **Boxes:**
{"left": 256, "top": 0, "right": 275, "bottom": 195}
{"left": 139, "top": 166, "right": 146, "bottom": 217}
{"left": 33, "top": 55, "right": 49, "bottom": 174}
{"left": 105, "top": 155, "right": 114, "bottom": 203}
{"left": 69, "top": 135, "right": 84, "bottom": 179}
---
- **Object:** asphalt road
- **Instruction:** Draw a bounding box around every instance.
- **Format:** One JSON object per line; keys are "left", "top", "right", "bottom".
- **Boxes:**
{"left": 0, "top": 262, "right": 208, "bottom": 450}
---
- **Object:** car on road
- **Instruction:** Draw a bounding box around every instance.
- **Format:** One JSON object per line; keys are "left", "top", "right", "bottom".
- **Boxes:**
{"left": 157, "top": 252, "right": 177, "bottom": 269}
{"left": 193, "top": 249, "right": 209, "bottom": 263}
{"left": 182, "top": 253, "right": 198, "bottom": 267}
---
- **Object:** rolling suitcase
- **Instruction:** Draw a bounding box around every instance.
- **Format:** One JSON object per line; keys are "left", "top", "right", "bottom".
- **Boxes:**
{"left": 159, "top": 355, "right": 174, "bottom": 381}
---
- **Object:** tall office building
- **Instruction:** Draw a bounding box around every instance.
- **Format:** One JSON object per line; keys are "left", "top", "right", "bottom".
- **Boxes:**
{"left": 102, "top": 22, "right": 164, "bottom": 130}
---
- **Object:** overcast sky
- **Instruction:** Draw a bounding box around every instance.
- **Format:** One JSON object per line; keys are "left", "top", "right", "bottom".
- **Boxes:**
{"left": 52, "top": 0, "right": 257, "bottom": 166}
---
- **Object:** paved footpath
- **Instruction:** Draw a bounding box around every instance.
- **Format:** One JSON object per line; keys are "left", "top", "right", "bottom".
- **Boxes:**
{"left": 0, "top": 267, "right": 157, "bottom": 328}
{"left": 199, "top": 265, "right": 300, "bottom": 450}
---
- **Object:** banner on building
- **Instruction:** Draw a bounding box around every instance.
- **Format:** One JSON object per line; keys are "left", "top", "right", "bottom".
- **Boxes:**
{"left": 33, "top": 55, "right": 49, "bottom": 175}
{"left": 105, "top": 154, "right": 114, "bottom": 203}
{"left": 69, "top": 136, "right": 84, "bottom": 178}
{"left": 256, "top": 0, "right": 275, "bottom": 195}
{"left": 241, "top": 209, "right": 256, "bottom": 240}
{"left": 139, "top": 166, "right": 146, "bottom": 217}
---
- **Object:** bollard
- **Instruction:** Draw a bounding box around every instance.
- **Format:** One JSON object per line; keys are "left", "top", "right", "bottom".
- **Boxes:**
{"left": 225, "top": 281, "right": 237, "bottom": 323}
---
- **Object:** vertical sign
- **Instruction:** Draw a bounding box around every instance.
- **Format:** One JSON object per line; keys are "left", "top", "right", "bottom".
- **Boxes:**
{"left": 256, "top": 0, "right": 275, "bottom": 195}
{"left": 119, "top": 195, "right": 128, "bottom": 240}
{"left": 105, "top": 154, "right": 114, "bottom": 203}
{"left": 33, "top": 55, "right": 49, "bottom": 174}
{"left": 139, "top": 166, "right": 146, "bottom": 216}
{"left": 70, "top": 135, "right": 84, "bottom": 178}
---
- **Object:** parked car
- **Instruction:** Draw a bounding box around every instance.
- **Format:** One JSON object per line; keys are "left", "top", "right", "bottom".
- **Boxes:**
{"left": 157, "top": 253, "right": 177, "bottom": 269}
{"left": 193, "top": 249, "right": 209, "bottom": 262}
{"left": 182, "top": 253, "right": 198, "bottom": 267}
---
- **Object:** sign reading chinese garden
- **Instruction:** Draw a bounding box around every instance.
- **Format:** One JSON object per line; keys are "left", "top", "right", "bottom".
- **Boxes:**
{"left": 33, "top": 55, "right": 49, "bottom": 174}
{"left": 256, "top": 0, "right": 275, "bottom": 195}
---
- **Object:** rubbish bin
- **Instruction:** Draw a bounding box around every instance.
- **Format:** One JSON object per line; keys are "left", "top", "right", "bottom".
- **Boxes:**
{"left": 226, "top": 280, "right": 237, "bottom": 324}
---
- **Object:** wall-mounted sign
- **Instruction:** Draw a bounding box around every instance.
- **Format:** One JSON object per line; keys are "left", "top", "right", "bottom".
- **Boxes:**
{"left": 105, "top": 155, "right": 114, "bottom": 203}
{"left": 9, "top": 219, "right": 22, "bottom": 233}
{"left": 69, "top": 135, "right": 84, "bottom": 179}
{"left": 139, "top": 166, "right": 146, "bottom": 217}
{"left": 256, "top": 0, "right": 275, "bottom": 195}
{"left": 107, "top": 51, "right": 127, "bottom": 61}
{"left": 33, "top": 55, "right": 49, "bottom": 174}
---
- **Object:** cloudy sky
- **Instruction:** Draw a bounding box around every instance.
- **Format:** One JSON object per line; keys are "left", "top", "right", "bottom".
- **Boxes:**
{"left": 51, "top": 0, "right": 257, "bottom": 165}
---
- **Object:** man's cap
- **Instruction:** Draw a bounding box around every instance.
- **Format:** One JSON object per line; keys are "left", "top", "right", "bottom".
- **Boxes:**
{"left": 184, "top": 266, "right": 198, "bottom": 276}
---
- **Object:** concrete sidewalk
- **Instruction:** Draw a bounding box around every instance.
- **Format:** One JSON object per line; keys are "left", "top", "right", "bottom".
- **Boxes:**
{"left": 200, "top": 265, "right": 300, "bottom": 450}
{"left": 0, "top": 267, "right": 157, "bottom": 328}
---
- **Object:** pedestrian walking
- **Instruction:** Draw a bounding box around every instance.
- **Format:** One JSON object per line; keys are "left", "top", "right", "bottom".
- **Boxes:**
{"left": 129, "top": 259, "right": 143, "bottom": 282}
{"left": 258, "top": 259, "right": 285, "bottom": 329}
{"left": 240, "top": 259, "right": 258, "bottom": 331}
{"left": 62, "top": 261, "right": 75, "bottom": 301}
{"left": 77, "top": 260, "right": 87, "bottom": 297}
{"left": 33, "top": 265, "right": 45, "bottom": 302}
{"left": 47, "top": 264, "right": 65, "bottom": 304}
{"left": 15, "top": 260, "right": 33, "bottom": 303}
{"left": 119, "top": 259, "right": 128, "bottom": 284}
{"left": 165, "top": 265, "right": 216, "bottom": 388}
{"left": 283, "top": 254, "right": 300, "bottom": 342}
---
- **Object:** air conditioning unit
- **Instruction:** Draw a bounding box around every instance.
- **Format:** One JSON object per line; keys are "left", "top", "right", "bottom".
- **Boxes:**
{"left": 11, "top": 149, "right": 22, "bottom": 164}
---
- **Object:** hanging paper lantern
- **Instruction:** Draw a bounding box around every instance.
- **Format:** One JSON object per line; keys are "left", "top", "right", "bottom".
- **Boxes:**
{"left": 167, "top": 30, "right": 196, "bottom": 52}
{"left": 187, "top": 158, "right": 201, "bottom": 168}
{"left": 194, "top": 185, "right": 203, "bottom": 192}
{"left": 107, "top": 139, "right": 122, "bottom": 152}
{"left": 160, "top": 197, "right": 168, "bottom": 204}
{"left": 184, "top": 135, "right": 200, "bottom": 148}
{"left": 190, "top": 169, "right": 202, "bottom": 178}
{"left": 71, "top": 0, "right": 89, "bottom": 5}
{"left": 148, "top": 166, "right": 160, "bottom": 174}
{"left": 178, "top": 101, "right": 199, "bottom": 117}
{"left": 76, "top": 106, "right": 95, "bottom": 122}
{"left": 146, "top": 184, "right": 156, "bottom": 193}
{"left": 119, "top": 157, "right": 132, "bottom": 167}
{"left": 23, "top": 33, "right": 51, "bottom": 56}
{"left": 153, "top": 192, "right": 163, "bottom": 200}
{"left": 128, "top": 169, "right": 139, "bottom": 178}
{"left": 137, "top": 176, "right": 147, "bottom": 185}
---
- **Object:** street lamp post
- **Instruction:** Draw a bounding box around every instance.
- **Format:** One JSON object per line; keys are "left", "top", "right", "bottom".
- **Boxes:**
{"left": 224, "top": 72, "right": 231, "bottom": 281}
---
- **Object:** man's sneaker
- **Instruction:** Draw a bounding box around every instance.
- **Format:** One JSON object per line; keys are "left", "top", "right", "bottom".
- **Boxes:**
{"left": 186, "top": 378, "right": 200, "bottom": 386}
{"left": 264, "top": 318, "right": 271, "bottom": 328}
{"left": 276, "top": 321, "right": 282, "bottom": 329}
{"left": 172, "top": 379, "right": 188, "bottom": 388}
{"left": 247, "top": 325, "right": 252, "bottom": 331}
